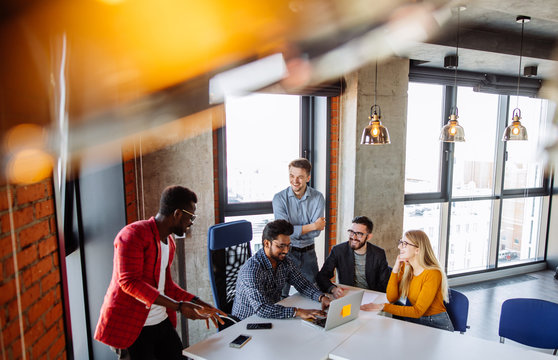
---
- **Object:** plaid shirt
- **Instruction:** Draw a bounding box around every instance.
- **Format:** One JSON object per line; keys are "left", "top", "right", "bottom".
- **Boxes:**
{"left": 94, "top": 217, "right": 195, "bottom": 349}
{"left": 232, "top": 248, "right": 323, "bottom": 320}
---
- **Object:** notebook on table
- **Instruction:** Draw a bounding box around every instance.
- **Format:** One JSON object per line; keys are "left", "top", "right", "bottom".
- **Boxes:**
{"left": 303, "top": 290, "right": 364, "bottom": 331}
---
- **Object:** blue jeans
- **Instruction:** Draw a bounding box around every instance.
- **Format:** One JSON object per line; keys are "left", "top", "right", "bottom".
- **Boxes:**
{"left": 403, "top": 312, "right": 454, "bottom": 332}
{"left": 281, "top": 248, "right": 319, "bottom": 297}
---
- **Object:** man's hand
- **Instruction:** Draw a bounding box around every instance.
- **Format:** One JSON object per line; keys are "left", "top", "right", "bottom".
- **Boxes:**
{"left": 360, "top": 302, "right": 383, "bottom": 312}
{"left": 314, "top": 217, "right": 326, "bottom": 231}
{"left": 331, "top": 286, "right": 345, "bottom": 299}
{"left": 179, "top": 301, "right": 226, "bottom": 329}
{"left": 178, "top": 301, "right": 205, "bottom": 319}
{"left": 320, "top": 295, "right": 331, "bottom": 311}
{"left": 295, "top": 308, "right": 326, "bottom": 320}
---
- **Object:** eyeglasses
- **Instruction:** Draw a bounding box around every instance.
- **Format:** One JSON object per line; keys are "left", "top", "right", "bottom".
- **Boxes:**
{"left": 272, "top": 241, "right": 291, "bottom": 250}
{"left": 180, "top": 209, "right": 197, "bottom": 222}
{"left": 398, "top": 239, "right": 418, "bottom": 248}
{"left": 347, "top": 229, "right": 368, "bottom": 240}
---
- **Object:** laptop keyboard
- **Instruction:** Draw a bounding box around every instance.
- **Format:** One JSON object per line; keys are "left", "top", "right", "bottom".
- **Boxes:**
{"left": 304, "top": 316, "right": 327, "bottom": 327}
{"left": 314, "top": 317, "right": 327, "bottom": 327}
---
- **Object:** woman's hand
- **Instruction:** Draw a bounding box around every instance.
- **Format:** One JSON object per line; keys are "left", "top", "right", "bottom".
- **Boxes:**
{"left": 360, "top": 302, "right": 384, "bottom": 312}
{"left": 392, "top": 255, "right": 405, "bottom": 274}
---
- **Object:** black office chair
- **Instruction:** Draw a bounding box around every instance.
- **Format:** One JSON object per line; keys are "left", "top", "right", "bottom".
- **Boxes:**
{"left": 207, "top": 220, "right": 252, "bottom": 330}
{"left": 499, "top": 298, "right": 558, "bottom": 355}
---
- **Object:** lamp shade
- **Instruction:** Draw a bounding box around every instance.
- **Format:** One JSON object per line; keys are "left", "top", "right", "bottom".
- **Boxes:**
{"left": 361, "top": 115, "right": 391, "bottom": 145}
{"left": 503, "top": 108, "right": 528, "bottom": 141}
{"left": 440, "top": 114, "right": 465, "bottom": 142}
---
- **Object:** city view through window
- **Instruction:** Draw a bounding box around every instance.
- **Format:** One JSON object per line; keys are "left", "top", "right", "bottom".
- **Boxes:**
{"left": 405, "top": 83, "right": 550, "bottom": 275}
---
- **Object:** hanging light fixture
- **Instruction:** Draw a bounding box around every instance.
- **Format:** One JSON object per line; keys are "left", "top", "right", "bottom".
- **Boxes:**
{"left": 502, "top": 15, "right": 530, "bottom": 141}
{"left": 440, "top": 6, "right": 465, "bottom": 142}
{"left": 360, "top": 61, "right": 390, "bottom": 145}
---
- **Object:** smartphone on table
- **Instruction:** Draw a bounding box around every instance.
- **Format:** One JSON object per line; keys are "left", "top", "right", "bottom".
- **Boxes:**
{"left": 229, "top": 334, "right": 252, "bottom": 348}
{"left": 246, "top": 323, "right": 272, "bottom": 330}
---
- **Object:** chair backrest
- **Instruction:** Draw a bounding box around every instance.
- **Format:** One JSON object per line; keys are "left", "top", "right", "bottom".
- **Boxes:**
{"left": 499, "top": 298, "right": 558, "bottom": 350}
{"left": 207, "top": 220, "right": 252, "bottom": 315}
{"left": 445, "top": 288, "right": 469, "bottom": 333}
{"left": 405, "top": 288, "right": 469, "bottom": 333}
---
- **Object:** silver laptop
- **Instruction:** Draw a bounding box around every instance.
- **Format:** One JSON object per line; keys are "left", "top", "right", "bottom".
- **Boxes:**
{"left": 303, "top": 290, "right": 364, "bottom": 331}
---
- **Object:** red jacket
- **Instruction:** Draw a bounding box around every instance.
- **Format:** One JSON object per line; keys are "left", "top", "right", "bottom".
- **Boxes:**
{"left": 94, "top": 217, "right": 195, "bottom": 349}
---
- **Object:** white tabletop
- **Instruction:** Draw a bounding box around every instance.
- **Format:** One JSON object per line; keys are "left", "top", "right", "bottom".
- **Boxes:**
{"left": 329, "top": 314, "right": 555, "bottom": 360}
{"left": 183, "top": 291, "right": 371, "bottom": 360}
{"left": 184, "top": 288, "right": 555, "bottom": 360}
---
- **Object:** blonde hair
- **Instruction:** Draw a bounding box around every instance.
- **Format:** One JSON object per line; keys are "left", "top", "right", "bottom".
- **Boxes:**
{"left": 399, "top": 230, "right": 449, "bottom": 302}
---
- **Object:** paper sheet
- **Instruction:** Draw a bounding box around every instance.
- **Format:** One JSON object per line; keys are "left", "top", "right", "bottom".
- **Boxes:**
{"left": 361, "top": 291, "right": 378, "bottom": 305}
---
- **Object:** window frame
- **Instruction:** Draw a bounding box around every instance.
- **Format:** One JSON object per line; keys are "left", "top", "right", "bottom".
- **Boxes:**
{"left": 405, "top": 69, "right": 552, "bottom": 277}
{"left": 217, "top": 96, "right": 316, "bottom": 221}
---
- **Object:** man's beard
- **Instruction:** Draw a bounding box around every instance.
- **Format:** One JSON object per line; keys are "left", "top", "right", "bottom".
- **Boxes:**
{"left": 350, "top": 239, "right": 366, "bottom": 250}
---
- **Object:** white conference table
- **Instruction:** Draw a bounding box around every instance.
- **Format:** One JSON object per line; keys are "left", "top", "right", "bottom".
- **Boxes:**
{"left": 183, "top": 291, "right": 378, "bottom": 360}
{"left": 184, "top": 288, "right": 555, "bottom": 360}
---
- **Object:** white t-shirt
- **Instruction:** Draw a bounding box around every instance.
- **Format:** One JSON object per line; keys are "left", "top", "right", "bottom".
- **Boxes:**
{"left": 144, "top": 240, "right": 170, "bottom": 326}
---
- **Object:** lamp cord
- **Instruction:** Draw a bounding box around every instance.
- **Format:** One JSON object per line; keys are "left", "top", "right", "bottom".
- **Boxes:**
{"left": 374, "top": 60, "right": 378, "bottom": 107}
{"left": 453, "top": 7, "right": 460, "bottom": 110}
{"left": 516, "top": 18, "right": 525, "bottom": 108}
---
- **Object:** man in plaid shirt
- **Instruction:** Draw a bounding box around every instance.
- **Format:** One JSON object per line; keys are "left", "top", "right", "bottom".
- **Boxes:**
{"left": 232, "top": 219, "right": 331, "bottom": 320}
{"left": 95, "top": 186, "right": 225, "bottom": 359}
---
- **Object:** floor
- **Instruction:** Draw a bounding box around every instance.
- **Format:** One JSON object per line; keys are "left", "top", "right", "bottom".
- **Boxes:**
{"left": 453, "top": 269, "right": 558, "bottom": 355}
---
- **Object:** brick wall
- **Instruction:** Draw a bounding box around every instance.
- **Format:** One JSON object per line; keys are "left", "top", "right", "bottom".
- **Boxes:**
{"left": 328, "top": 96, "right": 340, "bottom": 253}
{"left": 122, "top": 146, "right": 140, "bottom": 224}
{"left": 0, "top": 178, "right": 66, "bottom": 359}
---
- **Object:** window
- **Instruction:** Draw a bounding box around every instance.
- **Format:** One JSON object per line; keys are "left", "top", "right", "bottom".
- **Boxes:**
{"left": 225, "top": 94, "right": 300, "bottom": 203}
{"left": 504, "top": 96, "right": 549, "bottom": 190}
{"left": 405, "top": 83, "right": 444, "bottom": 194}
{"left": 404, "top": 80, "right": 552, "bottom": 276}
{"left": 403, "top": 203, "right": 441, "bottom": 257}
{"left": 219, "top": 94, "right": 319, "bottom": 253}
{"left": 452, "top": 89, "right": 499, "bottom": 197}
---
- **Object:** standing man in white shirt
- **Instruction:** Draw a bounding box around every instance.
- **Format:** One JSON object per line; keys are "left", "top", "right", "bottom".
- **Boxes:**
{"left": 272, "top": 158, "right": 325, "bottom": 297}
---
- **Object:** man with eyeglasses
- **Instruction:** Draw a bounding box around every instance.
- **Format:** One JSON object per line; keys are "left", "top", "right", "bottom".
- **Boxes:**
{"left": 95, "top": 185, "right": 225, "bottom": 359}
{"left": 316, "top": 216, "right": 391, "bottom": 298}
{"left": 272, "top": 158, "right": 326, "bottom": 298}
{"left": 232, "top": 219, "right": 331, "bottom": 320}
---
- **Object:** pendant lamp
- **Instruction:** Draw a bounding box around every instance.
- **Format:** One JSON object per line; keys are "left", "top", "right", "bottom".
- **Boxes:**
{"left": 502, "top": 15, "right": 530, "bottom": 142}
{"left": 440, "top": 6, "right": 465, "bottom": 142}
{"left": 360, "top": 61, "right": 390, "bottom": 145}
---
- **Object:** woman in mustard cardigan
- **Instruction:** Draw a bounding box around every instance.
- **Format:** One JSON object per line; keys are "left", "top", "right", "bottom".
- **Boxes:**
{"left": 361, "top": 229, "right": 454, "bottom": 331}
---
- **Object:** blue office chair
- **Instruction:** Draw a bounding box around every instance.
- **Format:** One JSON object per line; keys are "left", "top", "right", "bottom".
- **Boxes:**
{"left": 499, "top": 298, "right": 558, "bottom": 355}
{"left": 207, "top": 220, "right": 252, "bottom": 330}
{"left": 405, "top": 288, "right": 469, "bottom": 333}
{"left": 445, "top": 288, "right": 469, "bottom": 334}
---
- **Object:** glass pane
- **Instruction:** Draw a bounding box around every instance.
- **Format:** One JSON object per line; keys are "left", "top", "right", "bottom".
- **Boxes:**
{"left": 447, "top": 200, "right": 493, "bottom": 275}
{"left": 405, "top": 83, "right": 443, "bottom": 194}
{"left": 504, "top": 97, "right": 549, "bottom": 189}
{"left": 498, "top": 197, "right": 543, "bottom": 266}
{"left": 225, "top": 94, "right": 300, "bottom": 203}
{"left": 403, "top": 203, "right": 442, "bottom": 258}
{"left": 225, "top": 213, "right": 274, "bottom": 254}
{"left": 452, "top": 87, "right": 499, "bottom": 197}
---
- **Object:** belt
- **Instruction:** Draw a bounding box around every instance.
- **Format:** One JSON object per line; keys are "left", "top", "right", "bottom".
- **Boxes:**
{"left": 291, "top": 244, "right": 315, "bottom": 253}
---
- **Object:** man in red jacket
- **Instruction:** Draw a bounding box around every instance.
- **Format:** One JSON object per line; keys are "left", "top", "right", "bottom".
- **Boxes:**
{"left": 95, "top": 185, "right": 225, "bottom": 359}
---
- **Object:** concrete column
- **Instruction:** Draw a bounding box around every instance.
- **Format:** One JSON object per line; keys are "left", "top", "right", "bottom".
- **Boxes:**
{"left": 139, "top": 108, "right": 220, "bottom": 344}
{"left": 339, "top": 57, "right": 409, "bottom": 263}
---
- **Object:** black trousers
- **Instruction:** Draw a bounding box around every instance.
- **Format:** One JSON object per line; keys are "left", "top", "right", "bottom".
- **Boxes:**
{"left": 127, "top": 318, "right": 186, "bottom": 360}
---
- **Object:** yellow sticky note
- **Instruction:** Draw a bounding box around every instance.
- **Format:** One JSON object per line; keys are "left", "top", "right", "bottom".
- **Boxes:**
{"left": 341, "top": 304, "right": 351, "bottom": 318}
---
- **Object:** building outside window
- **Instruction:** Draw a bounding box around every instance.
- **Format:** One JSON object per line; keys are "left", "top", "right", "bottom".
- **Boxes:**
{"left": 404, "top": 81, "right": 552, "bottom": 276}
{"left": 220, "top": 93, "right": 306, "bottom": 253}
